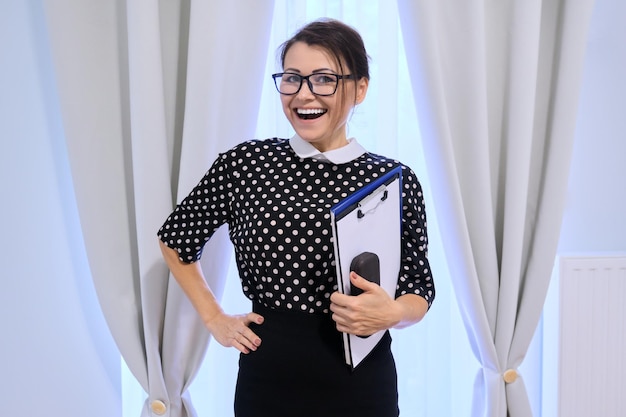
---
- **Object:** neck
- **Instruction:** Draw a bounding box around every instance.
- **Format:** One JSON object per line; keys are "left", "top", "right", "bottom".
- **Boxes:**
{"left": 313, "top": 138, "right": 349, "bottom": 153}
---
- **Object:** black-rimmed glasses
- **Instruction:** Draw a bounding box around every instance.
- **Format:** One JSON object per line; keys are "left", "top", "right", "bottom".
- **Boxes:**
{"left": 272, "top": 72, "right": 356, "bottom": 96}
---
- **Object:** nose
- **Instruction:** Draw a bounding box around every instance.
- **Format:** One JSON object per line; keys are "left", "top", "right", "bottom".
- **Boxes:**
{"left": 296, "top": 79, "right": 315, "bottom": 100}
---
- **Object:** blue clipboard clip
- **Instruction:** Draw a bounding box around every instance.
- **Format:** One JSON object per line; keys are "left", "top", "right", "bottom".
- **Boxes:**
{"left": 330, "top": 166, "right": 403, "bottom": 222}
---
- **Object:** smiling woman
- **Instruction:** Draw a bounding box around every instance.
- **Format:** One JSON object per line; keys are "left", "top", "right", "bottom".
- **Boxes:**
{"left": 181, "top": 2, "right": 477, "bottom": 417}
{"left": 158, "top": 17, "right": 434, "bottom": 417}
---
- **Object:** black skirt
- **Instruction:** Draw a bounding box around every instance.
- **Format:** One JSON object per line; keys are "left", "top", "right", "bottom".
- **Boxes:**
{"left": 234, "top": 303, "right": 399, "bottom": 417}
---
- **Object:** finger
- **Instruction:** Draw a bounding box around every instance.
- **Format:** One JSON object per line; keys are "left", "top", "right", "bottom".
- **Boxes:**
{"left": 329, "top": 302, "right": 348, "bottom": 322}
{"left": 334, "top": 322, "right": 349, "bottom": 333}
{"left": 330, "top": 290, "right": 350, "bottom": 306}
{"left": 229, "top": 327, "right": 259, "bottom": 352}
{"left": 245, "top": 312, "right": 265, "bottom": 325}
{"left": 331, "top": 311, "right": 348, "bottom": 327}
{"left": 350, "top": 272, "right": 378, "bottom": 292}
{"left": 240, "top": 326, "right": 262, "bottom": 348}
{"left": 232, "top": 313, "right": 262, "bottom": 348}
{"left": 232, "top": 339, "right": 251, "bottom": 354}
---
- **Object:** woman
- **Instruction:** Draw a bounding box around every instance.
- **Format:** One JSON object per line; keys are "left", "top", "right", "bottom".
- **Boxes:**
{"left": 158, "top": 18, "right": 434, "bottom": 417}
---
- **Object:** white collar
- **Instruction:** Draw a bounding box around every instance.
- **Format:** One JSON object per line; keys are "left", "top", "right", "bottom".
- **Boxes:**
{"left": 289, "top": 134, "right": 367, "bottom": 164}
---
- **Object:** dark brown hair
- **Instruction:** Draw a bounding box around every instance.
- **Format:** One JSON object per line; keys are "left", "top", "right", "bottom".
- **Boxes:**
{"left": 278, "top": 18, "right": 370, "bottom": 81}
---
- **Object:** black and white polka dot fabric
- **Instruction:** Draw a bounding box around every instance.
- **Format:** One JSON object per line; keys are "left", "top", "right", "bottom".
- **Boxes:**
{"left": 158, "top": 138, "right": 434, "bottom": 313}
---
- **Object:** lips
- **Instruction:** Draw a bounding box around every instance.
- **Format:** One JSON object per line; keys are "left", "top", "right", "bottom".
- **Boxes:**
{"left": 296, "top": 108, "right": 327, "bottom": 120}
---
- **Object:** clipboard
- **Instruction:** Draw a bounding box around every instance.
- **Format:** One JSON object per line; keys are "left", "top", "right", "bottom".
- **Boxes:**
{"left": 330, "top": 166, "right": 403, "bottom": 369}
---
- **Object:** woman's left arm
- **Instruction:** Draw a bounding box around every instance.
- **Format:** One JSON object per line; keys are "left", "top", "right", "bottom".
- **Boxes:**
{"left": 330, "top": 165, "right": 433, "bottom": 336}
{"left": 392, "top": 292, "right": 429, "bottom": 329}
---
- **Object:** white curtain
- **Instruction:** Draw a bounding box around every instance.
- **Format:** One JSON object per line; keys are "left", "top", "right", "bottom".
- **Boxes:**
{"left": 42, "top": 1, "right": 274, "bottom": 416}
{"left": 398, "top": 0, "right": 595, "bottom": 416}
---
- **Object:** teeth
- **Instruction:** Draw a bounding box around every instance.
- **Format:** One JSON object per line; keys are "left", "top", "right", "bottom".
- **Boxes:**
{"left": 297, "top": 108, "right": 326, "bottom": 115}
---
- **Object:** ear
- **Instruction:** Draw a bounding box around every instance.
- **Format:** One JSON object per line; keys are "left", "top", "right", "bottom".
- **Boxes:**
{"left": 355, "top": 77, "right": 369, "bottom": 105}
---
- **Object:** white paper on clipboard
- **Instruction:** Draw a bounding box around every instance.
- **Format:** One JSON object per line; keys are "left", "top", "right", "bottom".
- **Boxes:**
{"left": 330, "top": 166, "right": 403, "bottom": 369}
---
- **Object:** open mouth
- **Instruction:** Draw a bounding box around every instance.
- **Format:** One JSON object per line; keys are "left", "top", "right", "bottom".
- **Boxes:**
{"left": 296, "top": 108, "right": 327, "bottom": 120}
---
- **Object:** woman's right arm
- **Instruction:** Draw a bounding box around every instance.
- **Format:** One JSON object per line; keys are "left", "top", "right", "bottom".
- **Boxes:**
{"left": 159, "top": 240, "right": 264, "bottom": 354}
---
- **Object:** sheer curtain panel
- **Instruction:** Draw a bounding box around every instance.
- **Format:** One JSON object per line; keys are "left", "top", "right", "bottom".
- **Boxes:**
{"left": 42, "top": 1, "right": 274, "bottom": 416}
{"left": 397, "top": 0, "right": 595, "bottom": 416}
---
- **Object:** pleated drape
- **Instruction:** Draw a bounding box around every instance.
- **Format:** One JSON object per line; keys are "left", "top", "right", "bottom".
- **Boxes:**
{"left": 397, "top": 0, "right": 595, "bottom": 415}
{"left": 42, "top": 1, "right": 274, "bottom": 416}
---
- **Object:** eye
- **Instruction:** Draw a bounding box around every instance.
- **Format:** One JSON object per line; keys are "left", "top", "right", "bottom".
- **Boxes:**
{"left": 282, "top": 73, "right": 302, "bottom": 84}
{"left": 311, "top": 73, "right": 338, "bottom": 84}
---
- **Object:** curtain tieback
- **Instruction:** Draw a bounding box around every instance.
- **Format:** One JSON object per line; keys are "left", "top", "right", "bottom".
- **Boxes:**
{"left": 150, "top": 400, "right": 167, "bottom": 415}
{"left": 503, "top": 369, "right": 518, "bottom": 384}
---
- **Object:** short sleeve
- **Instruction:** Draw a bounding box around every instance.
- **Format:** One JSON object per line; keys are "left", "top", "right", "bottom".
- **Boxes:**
{"left": 157, "top": 152, "right": 233, "bottom": 263}
{"left": 395, "top": 166, "right": 435, "bottom": 308}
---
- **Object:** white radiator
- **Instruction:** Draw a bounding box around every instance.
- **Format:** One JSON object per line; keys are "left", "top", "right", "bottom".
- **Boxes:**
{"left": 558, "top": 255, "right": 626, "bottom": 417}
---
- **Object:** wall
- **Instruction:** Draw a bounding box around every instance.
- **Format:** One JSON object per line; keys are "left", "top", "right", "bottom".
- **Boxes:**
{"left": 540, "top": 1, "right": 626, "bottom": 415}
{"left": 0, "top": 2, "right": 122, "bottom": 416}
{"left": 558, "top": 0, "right": 626, "bottom": 254}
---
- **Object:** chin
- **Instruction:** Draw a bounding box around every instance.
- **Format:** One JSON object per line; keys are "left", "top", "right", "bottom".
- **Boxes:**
{"left": 298, "top": 134, "right": 320, "bottom": 143}
{"left": 294, "top": 128, "right": 325, "bottom": 143}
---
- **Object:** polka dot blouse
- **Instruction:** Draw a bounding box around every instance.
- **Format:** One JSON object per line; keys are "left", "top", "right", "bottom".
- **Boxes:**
{"left": 158, "top": 138, "right": 435, "bottom": 314}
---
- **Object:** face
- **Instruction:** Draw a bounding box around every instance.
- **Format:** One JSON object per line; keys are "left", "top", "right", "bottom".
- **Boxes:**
{"left": 280, "top": 42, "right": 368, "bottom": 152}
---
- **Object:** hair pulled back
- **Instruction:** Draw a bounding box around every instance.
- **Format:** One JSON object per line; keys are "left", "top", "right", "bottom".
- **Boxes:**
{"left": 279, "top": 18, "right": 370, "bottom": 81}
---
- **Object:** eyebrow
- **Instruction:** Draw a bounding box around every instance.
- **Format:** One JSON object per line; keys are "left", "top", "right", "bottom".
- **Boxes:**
{"left": 283, "top": 67, "right": 337, "bottom": 74}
